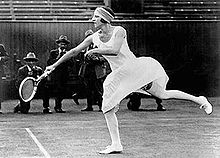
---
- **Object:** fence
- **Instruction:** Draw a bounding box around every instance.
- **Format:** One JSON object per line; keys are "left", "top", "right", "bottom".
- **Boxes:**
{"left": 1, "top": 20, "right": 219, "bottom": 99}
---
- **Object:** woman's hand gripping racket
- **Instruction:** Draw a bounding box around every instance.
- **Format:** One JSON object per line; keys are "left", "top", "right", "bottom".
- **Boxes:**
{"left": 19, "top": 69, "right": 54, "bottom": 102}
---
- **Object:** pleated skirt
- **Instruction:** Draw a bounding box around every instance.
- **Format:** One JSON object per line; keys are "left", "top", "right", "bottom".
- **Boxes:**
{"left": 102, "top": 57, "right": 169, "bottom": 113}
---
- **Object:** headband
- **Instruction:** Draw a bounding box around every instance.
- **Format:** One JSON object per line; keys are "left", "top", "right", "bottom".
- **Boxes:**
{"left": 93, "top": 7, "right": 114, "bottom": 23}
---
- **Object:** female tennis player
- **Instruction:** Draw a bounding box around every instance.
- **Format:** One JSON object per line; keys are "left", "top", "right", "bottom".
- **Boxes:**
{"left": 46, "top": 6, "right": 212, "bottom": 154}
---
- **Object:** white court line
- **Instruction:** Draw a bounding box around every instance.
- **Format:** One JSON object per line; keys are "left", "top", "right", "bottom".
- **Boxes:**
{"left": 25, "top": 128, "right": 51, "bottom": 158}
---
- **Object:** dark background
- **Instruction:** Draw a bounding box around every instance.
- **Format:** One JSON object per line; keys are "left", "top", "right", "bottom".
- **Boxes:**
{"left": 0, "top": 20, "right": 219, "bottom": 98}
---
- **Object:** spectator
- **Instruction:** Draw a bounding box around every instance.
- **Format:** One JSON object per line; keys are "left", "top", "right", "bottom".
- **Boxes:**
{"left": 127, "top": 92, "right": 166, "bottom": 111}
{"left": 43, "top": 35, "right": 71, "bottom": 113}
{"left": 74, "top": 30, "right": 110, "bottom": 112}
{"left": 14, "top": 52, "right": 52, "bottom": 114}
{"left": 0, "top": 44, "right": 9, "bottom": 114}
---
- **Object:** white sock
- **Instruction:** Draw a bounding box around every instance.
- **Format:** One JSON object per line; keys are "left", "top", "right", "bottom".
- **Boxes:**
{"left": 104, "top": 110, "right": 121, "bottom": 147}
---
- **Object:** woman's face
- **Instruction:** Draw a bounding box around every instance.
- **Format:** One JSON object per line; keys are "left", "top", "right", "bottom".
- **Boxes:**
{"left": 92, "top": 13, "right": 103, "bottom": 29}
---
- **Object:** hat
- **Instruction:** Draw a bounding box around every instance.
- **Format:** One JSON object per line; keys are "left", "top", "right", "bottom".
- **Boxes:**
{"left": 23, "top": 52, "right": 39, "bottom": 62}
{"left": 0, "top": 44, "right": 6, "bottom": 53}
{"left": 55, "top": 35, "right": 70, "bottom": 45}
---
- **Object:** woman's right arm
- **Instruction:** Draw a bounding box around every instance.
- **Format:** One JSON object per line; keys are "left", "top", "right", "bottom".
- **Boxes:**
{"left": 46, "top": 35, "right": 93, "bottom": 71}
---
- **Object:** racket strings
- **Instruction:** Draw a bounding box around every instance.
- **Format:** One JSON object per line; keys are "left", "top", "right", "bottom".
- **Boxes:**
{"left": 21, "top": 79, "right": 35, "bottom": 101}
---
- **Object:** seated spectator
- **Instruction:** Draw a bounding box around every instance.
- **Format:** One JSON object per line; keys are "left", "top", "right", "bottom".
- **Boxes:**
{"left": 127, "top": 92, "right": 166, "bottom": 111}
{"left": 14, "top": 52, "right": 52, "bottom": 114}
{"left": 0, "top": 44, "right": 9, "bottom": 113}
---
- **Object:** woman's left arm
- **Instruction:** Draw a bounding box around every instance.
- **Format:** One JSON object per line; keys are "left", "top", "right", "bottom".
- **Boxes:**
{"left": 86, "top": 27, "right": 126, "bottom": 56}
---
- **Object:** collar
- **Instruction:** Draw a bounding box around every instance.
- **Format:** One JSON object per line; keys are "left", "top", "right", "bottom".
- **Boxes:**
{"left": 58, "top": 47, "right": 65, "bottom": 52}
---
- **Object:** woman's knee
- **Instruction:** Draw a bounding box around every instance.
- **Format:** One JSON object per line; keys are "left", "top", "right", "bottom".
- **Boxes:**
{"left": 146, "top": 81, "right": 169, "bottom": 99}
{"left": 156, "top": 91, "right": 170, "bottom": 99}
{"left": 104, "top": 108, "right": 115, "bottom": 118}
{"left": 104, "top": 105, "right": 119, "bottom": 116}
{"left": 148, "top": 87, "right": 169, "bottom": 99}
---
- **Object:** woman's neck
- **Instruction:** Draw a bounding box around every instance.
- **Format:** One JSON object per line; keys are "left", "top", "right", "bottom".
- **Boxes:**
{"left": 100, "top": 24, "right": 113, "bottom": 35}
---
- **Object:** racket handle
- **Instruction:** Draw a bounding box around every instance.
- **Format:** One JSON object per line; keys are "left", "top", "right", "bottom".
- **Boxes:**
{"left": 36, "top": 69, "right": 53, "bottom": 82}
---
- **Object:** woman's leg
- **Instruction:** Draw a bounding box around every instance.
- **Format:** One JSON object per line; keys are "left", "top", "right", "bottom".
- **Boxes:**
{"left": 147, "top": 82, "right": 212, "bottom": 114}
{"left": 99, "top": 107, "right": 123, "bottom": 154}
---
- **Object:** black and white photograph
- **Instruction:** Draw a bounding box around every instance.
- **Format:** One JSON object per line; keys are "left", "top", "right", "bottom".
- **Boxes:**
{"left": 0, "top": 0, "right": 219, "bottom": 157}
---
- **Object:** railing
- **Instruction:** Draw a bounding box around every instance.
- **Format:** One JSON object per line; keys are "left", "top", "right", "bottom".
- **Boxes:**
{"left": 0, "top": 0, "right": 219, "bottom": 21}
{"left": 0, "top": 0, "right": 104, "bottom": 21}
{"left": 168, "top": 1, "right": 220, "bottom": 20}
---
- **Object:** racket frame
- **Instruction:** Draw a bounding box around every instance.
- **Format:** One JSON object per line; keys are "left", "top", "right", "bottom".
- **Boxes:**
{"left": 18, "top": 70, "right": 51, "bottom": 102}
{"left": 19, "top": 77, "right": 38, "bottom": 102}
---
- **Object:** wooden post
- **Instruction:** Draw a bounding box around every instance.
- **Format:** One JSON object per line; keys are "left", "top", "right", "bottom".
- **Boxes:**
{"left": 104, "top": 0, "right": 111, "bottom": 7}
{"left": 9, "top": 0, "right": 15, "bottom": 20}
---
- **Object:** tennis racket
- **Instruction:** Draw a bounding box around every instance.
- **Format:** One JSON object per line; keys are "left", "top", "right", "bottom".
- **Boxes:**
{"left": 19, "top": 70, "right": 53, "bottom": 102}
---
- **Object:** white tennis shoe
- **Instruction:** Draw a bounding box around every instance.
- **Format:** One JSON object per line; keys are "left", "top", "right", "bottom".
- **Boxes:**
{"left": 99, "top": 144, "right": 123, "bottom": 154}
{"left": 199, "top": 96, "right": 213, "bottom": 115}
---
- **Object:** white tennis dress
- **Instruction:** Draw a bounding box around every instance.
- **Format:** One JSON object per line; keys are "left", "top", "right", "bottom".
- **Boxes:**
{"left": 92, "top": 26, "right": 169, "bottom": 113}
